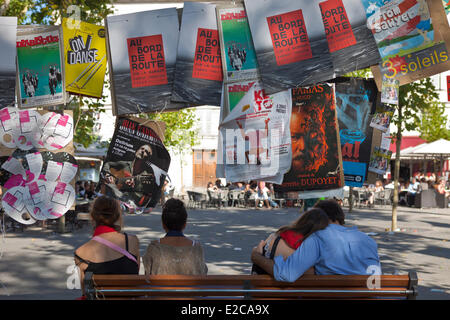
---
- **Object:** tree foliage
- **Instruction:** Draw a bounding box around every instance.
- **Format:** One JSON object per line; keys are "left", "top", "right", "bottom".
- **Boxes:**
{"left": 416, "top": 100, "right": 450, "bottom": 142}
{"left": 140, "top": 108, "right": 200, "bottom": 157}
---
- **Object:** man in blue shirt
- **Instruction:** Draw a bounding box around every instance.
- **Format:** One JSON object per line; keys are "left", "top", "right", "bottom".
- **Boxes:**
{"left": 406, "top": 178, "right": 420, "bottom": 206}
{"left": 251, "top": 200, "right": 381, "bottom": 281}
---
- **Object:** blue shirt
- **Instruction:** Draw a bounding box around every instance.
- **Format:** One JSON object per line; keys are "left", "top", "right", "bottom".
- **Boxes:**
{"left": 273, "top": 224, "right": 381, "bottom": 282}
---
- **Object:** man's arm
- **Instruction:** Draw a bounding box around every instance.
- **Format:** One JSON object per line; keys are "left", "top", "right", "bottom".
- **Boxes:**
{"left": 251, "top": 240, "right": 275, "bottom": 276}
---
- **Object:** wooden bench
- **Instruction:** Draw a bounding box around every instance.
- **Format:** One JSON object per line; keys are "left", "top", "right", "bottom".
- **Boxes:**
{"left": 84, "top": 272, "right": 418, "bottom": 300}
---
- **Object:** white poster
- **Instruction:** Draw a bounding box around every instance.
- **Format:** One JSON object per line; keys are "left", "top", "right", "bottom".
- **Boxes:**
{"left": 219, "top": 80, "right": 292, "bottom": 183}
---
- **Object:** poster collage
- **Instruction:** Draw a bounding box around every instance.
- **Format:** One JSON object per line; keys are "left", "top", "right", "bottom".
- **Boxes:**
{"left": 1, "top": 0, "right": 450, "bottom": 224}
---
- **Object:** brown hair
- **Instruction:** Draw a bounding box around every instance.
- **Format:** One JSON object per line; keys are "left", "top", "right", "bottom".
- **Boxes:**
{"left": 90, "top": 196, "right": 122, "bottom": 231}
{"left": 277, "top": 208, "right": 329, "bottom": 243}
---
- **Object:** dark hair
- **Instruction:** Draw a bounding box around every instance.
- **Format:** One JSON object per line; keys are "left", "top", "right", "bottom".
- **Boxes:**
{"left": 90, "top": 196, "right": 122, "bottom": 231}
{"left": 162, "top": 198, "right": 187, "bottom": 231}
{"left": 314, "top": 199, "right": 345, "bottom": 225}
{"left": 277, "top": 208, "right": 329, "bottom": 242}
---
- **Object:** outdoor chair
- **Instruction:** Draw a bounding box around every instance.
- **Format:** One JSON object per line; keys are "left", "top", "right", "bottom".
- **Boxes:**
{"left": 414, "top": 189, "right": 437, "bottom": 208}
{"left": 186, "top": 191, "right": 195, "bottom": 209}
{"left": 383, "top": 189, "right": 393, "bottom": 205}
{"left": 229, "top": 190, "right": 244, "bottom": 207}
{"left": 207, "top": 190, "right": 221, "bottom": 208}
{"left": 374, "top": 191, "right": 385, "bottom": 206}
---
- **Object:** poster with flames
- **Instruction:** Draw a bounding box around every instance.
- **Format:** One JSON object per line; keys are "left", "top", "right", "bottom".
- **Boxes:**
{"left": 363, "top": 0, "right": 450, "bottom": 87}
{"left": 106, "top": 8, "right": 181, "bottom": 115}
{"left": 172, "top": 2, "right": 223, "bottom": 106}
{"left": 276, "top": 83, "right": 343, "bottom": 192}
{"left": 335, "top": 78, "right": 378, "bottom": 188}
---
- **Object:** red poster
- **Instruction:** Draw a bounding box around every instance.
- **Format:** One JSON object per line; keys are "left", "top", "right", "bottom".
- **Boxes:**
{"left": 127, "top": 34, "right": 167, "bottom": 88}
{"left": 447, "top": 75, "right": 450, "bottom": 102}
{"left": 320, "top": 0, "right": 357, "bottom": 53}
{"left": 266, "top": 9, "right": 313, "bottom": 66}
{"left": 192, "top": 28, "right": 223, "bottom": 81}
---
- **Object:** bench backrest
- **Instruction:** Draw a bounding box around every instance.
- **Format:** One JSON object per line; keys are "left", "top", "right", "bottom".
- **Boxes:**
{"left": 84, "top": 272, "right": 418, "bottom": 300}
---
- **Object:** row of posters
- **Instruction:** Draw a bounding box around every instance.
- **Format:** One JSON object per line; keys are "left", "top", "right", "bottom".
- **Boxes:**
{"left": 0, "top": 17, "right": 108, "bottom": 110}
{"left": 2, "top": 0, "right": 449, "bottom": 115}
{"left": 244, "top": 0, "right": 381, "bottom": 94}
{"left": 217, "top": 81, "right": 346, "bottom": 193}
{"left": 104, "top": 0, "right": 450, "bottom": 116}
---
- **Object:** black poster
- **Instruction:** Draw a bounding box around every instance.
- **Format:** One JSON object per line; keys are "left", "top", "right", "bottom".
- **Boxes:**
{"left": 99, "top": 118, "right": 171, "bottom": 209}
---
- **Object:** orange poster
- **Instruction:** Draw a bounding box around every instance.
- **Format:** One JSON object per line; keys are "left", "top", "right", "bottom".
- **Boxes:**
{"left": 127, "top": 34, "right": 167, "bottom": 88}
{"left": 192, "top": 28, "right": 223, "bottom": 81}
{"left": 266, "top": 9, "right": 313, "bottom": 66}
{"left": 320, "top": 0, "right": 357, "bottom": 53}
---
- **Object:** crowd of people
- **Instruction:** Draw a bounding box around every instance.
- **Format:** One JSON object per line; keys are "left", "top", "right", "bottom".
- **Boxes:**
{"left": 75, "top": 181, "right": 100, "bottom": 200}
{"left": 351, "top": 173, "right": 450, "bottom": 207}
{"left": 74, "top": 196, "right": 381, "bottom": 298}
{"left": 206, "top": 179, "right": 280, "bottom": 209}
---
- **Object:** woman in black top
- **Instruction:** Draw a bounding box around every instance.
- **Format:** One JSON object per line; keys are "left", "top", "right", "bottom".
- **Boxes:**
{"left": 74, "top": 196, "right": 140, "bottom": 296}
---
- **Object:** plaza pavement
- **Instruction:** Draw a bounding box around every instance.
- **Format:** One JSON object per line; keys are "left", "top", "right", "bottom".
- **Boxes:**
{"left": 0, "top": 203, "right": 449, "bottom": 300}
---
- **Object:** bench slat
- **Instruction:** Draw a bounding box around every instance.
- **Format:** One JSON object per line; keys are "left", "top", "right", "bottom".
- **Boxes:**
{"left": 91, "top": 274, "right": 410, "bottom": 288}
{"left": 86, "top": 273, "right": 416, "bottom": 300}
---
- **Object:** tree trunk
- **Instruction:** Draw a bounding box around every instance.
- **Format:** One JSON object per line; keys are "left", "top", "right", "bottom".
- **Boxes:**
{"left": 392, "top": 107, "right": 403, "bottom": 232}
{"left": 180, "top": 152, "right": 184, "bottom": 194}
{"left": 349, "top": 187, "right": 353, "bottom": 212}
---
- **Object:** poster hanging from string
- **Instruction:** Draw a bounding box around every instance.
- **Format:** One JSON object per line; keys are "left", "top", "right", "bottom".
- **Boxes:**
{"left": 172, "top": 2, "right": 223, "bottom": 106}
{"left": 62, "top": 18, "right": 107, "bottom": 99}
{"left": 16, "top": 25, "right": 66, "bottom": 108}
{"left": 106, "top": 8, "right": 181, "bottom": 115}
{"left": 364, "top": 0, "right": 450, "bottom": 87}
{"left": 335, "top": 78, "right": 378, "bottom": 188}
{"left": 218, "top": 80, "right": 292, "bottom": 184}
{"left": 276, "top": 83, "right": 344, "bottom": 192}
{"left": 98, "top": 117, "right": 170, "bottom": 210}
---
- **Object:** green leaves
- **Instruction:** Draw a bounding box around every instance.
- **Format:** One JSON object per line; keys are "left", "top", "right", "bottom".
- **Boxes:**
{"left": 393, "top": 77, "right": 445, "bottom": 137}
{"left": 140, "top": 108, "right": 200, "bottom": 156}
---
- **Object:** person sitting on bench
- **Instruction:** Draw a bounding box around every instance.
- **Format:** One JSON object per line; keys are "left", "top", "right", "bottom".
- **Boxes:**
{"left": 74, "top": 196, "right": 140, "bottom": 295}
{"left": 251, "top": 208, "right": 329, "bottom": 275}
{"left": 251, "top": 199, "right": 381, "bottom": 282}
{"left": 143, "top": 198, "right": 208, "bottom": 275}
